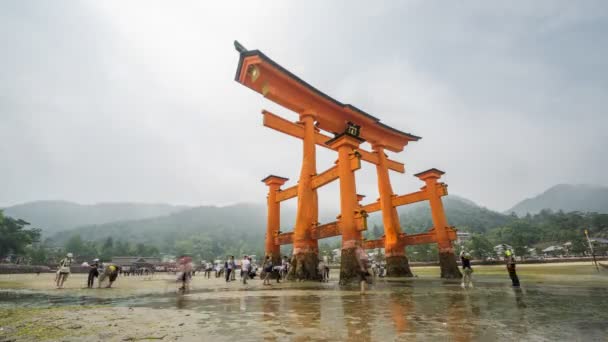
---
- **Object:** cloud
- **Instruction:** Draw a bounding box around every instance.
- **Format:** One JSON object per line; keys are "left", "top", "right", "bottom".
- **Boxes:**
{"left": 0, "top": 1, "right": 606, "bottom": 212}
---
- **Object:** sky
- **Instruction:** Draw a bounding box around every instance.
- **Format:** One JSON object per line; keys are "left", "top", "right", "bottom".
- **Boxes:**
{"left": 1, "top": 1, "right": 607, "bottom": 212}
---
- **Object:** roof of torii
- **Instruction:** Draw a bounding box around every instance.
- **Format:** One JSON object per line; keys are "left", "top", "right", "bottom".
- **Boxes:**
{"left": 234, "top": 41, "right": 421, "bottom": 153}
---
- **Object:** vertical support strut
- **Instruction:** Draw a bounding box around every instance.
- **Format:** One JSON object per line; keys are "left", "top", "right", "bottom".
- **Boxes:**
{"left": 415, "top": 169, "right": 462, "bottom": 279}
{"left": 262, "top": 175, "right": 288, "bottom": 275}
{"left": 373, "top": 144, "right": 413, "bottom": 277}
{"left": 327, "top": 133, "right": 364, "bottom": 284}
{"left": 289, "top": 112, "right": 320, "bottom": 280}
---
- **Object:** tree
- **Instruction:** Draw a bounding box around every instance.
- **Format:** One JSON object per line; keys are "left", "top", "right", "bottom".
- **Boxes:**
{"left": 0, "top": 211, "right": 41, "bottom": 258}
{"left": 65, "top": 235, "right": 85, "bottom": 257}
{"left": 467, "top": 234, "right": 494, "bottom": 260}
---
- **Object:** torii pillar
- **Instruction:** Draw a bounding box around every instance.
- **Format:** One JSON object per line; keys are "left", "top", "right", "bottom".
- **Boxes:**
{"left": 373, "top": 144, "right": 413, "bottom": 277}
{"left": 262, "top": 175, "right": 288, "bottom": 271}
{"left": 327, "top": 132, "right": 364, "bottom": 285}
{"left": 289, "top": 112, "right": 320, "bottom": 280}
{"left": 415, "top": 169, "right": 462, "bottom": 279}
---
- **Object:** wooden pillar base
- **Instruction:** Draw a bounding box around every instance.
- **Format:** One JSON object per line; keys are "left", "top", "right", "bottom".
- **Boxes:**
{"left": 439, "top": 248, "right": 462, "bottom": 279}
{"left": 288, "top": 250, "right": 320, "bottom": 281}
{"left": 339, "top": 247, "right": 361, "bottom": 285}
{"left": 386, "top": 255, "right": 414, "bottom": 277}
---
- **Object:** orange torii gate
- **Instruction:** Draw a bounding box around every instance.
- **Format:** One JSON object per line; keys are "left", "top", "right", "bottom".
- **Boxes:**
{"left": 234, "top": 41, "right": 462, "bottom": 282}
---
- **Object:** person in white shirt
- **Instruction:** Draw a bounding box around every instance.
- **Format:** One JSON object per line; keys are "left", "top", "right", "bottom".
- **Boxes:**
{"left": 241, "top": 256, "right": 251, "bottom": 284}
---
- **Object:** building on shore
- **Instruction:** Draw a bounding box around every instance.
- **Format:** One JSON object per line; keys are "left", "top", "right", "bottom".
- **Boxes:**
{"left": 111, "top": 256, "right": 161, "bottom": 272}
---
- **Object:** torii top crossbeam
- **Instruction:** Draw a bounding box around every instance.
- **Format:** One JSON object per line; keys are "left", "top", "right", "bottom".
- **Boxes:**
{"left": 234, "top": 42, "right": 421, "bottom": 153}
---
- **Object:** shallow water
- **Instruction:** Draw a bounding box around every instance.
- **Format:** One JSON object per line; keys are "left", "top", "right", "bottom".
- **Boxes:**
{"left": 1, "top": 264, "right": 607, "bottom": 341}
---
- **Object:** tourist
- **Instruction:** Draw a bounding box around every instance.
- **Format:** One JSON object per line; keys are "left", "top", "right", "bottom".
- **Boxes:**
{"left": 318, "top": 259, "right": 327, "bottom": 282}
{"left": 241, "top": 255, "right": 248, "bottom": 279}
{"left": 56, "top": 252, "right": 73, "bottom": 289}
{"left": 241, "top": 256, "right": 251, "bottom": 284}
{"left": 505, "top": 249, "right": 520, "bottom": 287}
{"left": 230, "top": 256, "right": 237, "bottom": 281}
{"left": 262, "top": 256, "right": 273, "bottom": 285}
{"left": 98, "top": 263, "right": 120, "bottom": 288}
{"left": 280, "top": 256, "right": 290, "bottom": 279}
{"left": 225, "top": 256, "right": 235, "bottom": 282}
{"left": 177, "top": 256, "right": 193, "bottom": 292}
{"left": 87, "top": 258, "right": 100, "bottom": 288}
{"left": 356, "top": 246, "right": 371, "bottom": 294}
{"left": 460, "top": 251, "right": 473, "bottom": 288}
{"left": 324, "top": 263, "right": 330, "bottom": 282}
{"left": 204, "top": 262, "right": 213, "bottom": 279}
{"left": 248, "top": 257, "right": 257, "bottom": 278}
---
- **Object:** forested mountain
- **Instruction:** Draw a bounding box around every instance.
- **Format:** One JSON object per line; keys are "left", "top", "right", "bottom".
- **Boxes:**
{"left": 2, "top": 201, "right": 189, "bottom": 235}
{"left": 396, "top": 195, "right": 514, "bottom": 234}
{"left": 507, "top": 184, "right": 608, "bottom": 216}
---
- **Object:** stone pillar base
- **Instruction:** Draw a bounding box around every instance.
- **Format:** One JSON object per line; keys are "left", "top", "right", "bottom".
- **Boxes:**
{"left": 339, "top": 247, "right": 362, "bottom": 285}
{"left": 439, "top": 249, "right": 462, "bottom": 279}
{"left": 386, "top": 255, "right": 414, "bottom": 277}
{"left": 287, "top": 251, "right": 320, "bottom": 281}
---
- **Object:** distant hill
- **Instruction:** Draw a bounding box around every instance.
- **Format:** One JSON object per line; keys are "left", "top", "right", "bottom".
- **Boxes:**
{"left": 394, "top": 195, "right": 514, "bottom": 234}
{"left": 507, "top": 184, "right": 608, "bottom": 216}
{"left": 2, "top": 200, "right": 190, "bottom": 235}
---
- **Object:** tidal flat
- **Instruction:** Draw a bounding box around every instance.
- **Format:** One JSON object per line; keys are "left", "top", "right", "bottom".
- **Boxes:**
{"left": 1, "top": 262, "right": 607, "bottom": 341}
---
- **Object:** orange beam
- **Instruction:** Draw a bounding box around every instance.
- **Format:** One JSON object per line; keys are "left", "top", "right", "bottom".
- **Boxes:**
{"left": 275, "top": 231, "right": 294, "bottom": 245}
{"left": 275, "top": 185, "right": 298, "bottom": 202}
{"left": 263, "top": 110, "right": 405, "bottom": 173}
{"left": 276, "top": 158, "right": 361, "bottom": 202}
{"left": 362, "top": 227, "right": 457, "bottom": 249}
{"left": 311, "top": 221, "right": 340, "bottom": 239}
{"left": 360, "top": 185, "right": 448, "bottom": 213}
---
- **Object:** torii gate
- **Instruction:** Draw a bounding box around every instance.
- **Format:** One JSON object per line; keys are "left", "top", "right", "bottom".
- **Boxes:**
{"left": 234, "top": 41, "right": 462, "bottom": 282}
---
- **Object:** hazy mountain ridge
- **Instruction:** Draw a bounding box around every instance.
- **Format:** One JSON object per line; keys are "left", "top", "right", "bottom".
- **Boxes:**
{"left": 507, "top": 184, "right": 608, "bottom": 216}
{"left": 2, "top": 200, "right": 190, "bottom": 235}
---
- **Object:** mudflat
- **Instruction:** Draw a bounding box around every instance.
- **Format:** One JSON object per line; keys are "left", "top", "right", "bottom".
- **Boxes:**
{"left": 1, "top": 262, "right": 607, "bottom": 341}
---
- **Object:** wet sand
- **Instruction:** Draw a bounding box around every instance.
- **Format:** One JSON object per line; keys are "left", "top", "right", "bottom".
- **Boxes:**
{"left": 1, "top": 262, "right": 607, "bottom": 341}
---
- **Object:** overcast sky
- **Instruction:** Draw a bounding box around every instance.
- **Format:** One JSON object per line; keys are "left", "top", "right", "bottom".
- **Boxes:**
{"left": 1, "top": 1, "right": 607, "bottom": 212}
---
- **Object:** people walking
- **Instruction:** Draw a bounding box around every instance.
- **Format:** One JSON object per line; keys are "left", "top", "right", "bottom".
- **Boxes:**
{"left": 177, "top": 256, "right": 193, "bottom": 292}
{"left": 87, "top": 258, "right": 100, "bottom": 288}
{"left": 505, "top": 249, "right": 520, "bottom": 287}
{"left": 98, "top": 263, "right": 120, "bottom": 288}
{"left": 281, "top": 256, "right": 290, "bottom": 280}
{"left": 56, "top": 253, "right": 73, "bottom": 289}
{"left": 225, "top": 256, "right": 235, "bottom": 282}
{"left": 204, "top": 262, "right": 213, "bottom": 279}
{"left": 242, "top": 256, "right": 251, "bottom": 284}
{"left": 263, "top": 256, "right": 273, "bottom": 285}
{"left": 318, "top": 259, "right": 327, "bottom": 282}
{"left": 356, "top": 246, "right": 370, "bottom": 294}
{"left": 460, "top": 251, "right": 474, "bottom": 288}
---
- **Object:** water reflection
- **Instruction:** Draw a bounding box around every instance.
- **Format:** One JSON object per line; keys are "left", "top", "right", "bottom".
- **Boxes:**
{"left": 341, "top": 295, "right": 372, "bottom": 342}
{"left": 389, "top": 291, "right": 412, "bottom": 335}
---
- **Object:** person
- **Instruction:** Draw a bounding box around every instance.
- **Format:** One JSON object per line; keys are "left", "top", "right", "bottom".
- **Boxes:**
{"left": 241, "top": 256, "right": 251, "bottom": 285}
{"left": 204, "top": 262, "right": 213, "bottom": 279}
{"left": 356, "top": 246, "right": 370, "bottom": 294}
{"left": 318, "top": 259, "right": 327, "bottom": 282}
{"left": 225, "top": 256, "right": 235, "bottom": 282}
{"left": 98, "top": 263, "right": 120, "bottom": 288}
{"left": 281, "top": 256, "right": 290, "bottom": 280}
{"left": 56, "top": 253, "right": 73, "bottom": 289}
{"left": 87, "top": 258, "right": 100, "bottom": 288}
{"left": 263, "top": 256, "right": 273, "bottom": 285}
{"left": 248, "top": 257, "right": 257, "bottom": 279}
{"left": 241, "top": 255, "right": 248, "bottom": 279}
{"left": 177, "top": 256, "right": 193, "bottom": 292}
{"left": 460, "top": 251, "right": 473, "bottom": 288}
{"left": 505, "top": 249, "right": 520, "bottom": 287}
{"left": 324, "top": 264, "right": 330, "bottom": 282}
{"left": 230, "top": 256, "right": 237, "bottom": 281}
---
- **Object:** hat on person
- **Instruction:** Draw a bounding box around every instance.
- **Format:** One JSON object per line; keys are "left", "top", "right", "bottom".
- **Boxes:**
{"left": 66, "top": 253, "right": 73, "bottom": 258}
{"left": 505, "top": 249, "right": 512, "bottom": 257}
{"left": 93, "top": 258, "right": 99, "bottom": 262}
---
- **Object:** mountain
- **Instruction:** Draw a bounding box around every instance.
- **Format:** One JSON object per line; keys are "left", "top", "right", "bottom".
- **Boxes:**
{"left": 388, "top": 195, "right": 514, "bottom": 234}
{"left": 2, "top": 200, "right": 190, "bottom": 235}
{"left": 507, "top": 184, "right": 608, "bottom": 216}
